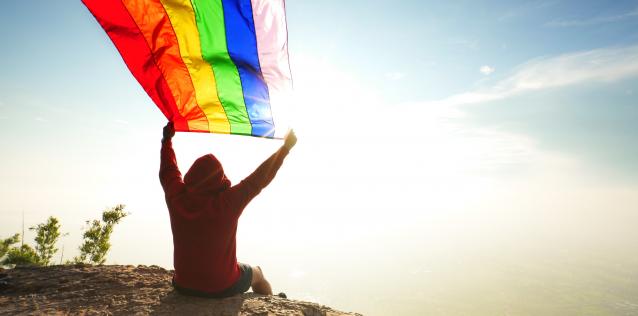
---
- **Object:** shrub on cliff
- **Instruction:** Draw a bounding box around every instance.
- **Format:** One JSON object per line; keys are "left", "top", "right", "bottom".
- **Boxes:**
{"left": 74, "top": 204, "right": 128, "bottom": 265}
{"left": 31, "top": 216, "right": 63, "bottom": 266}
{"left": 0, "top": 234, "right": 20, "bottom": 259}
{"left": 1, "top": 205, "right": 128, "bottom": 267}
{"left": 1, "top": 216, "right": 63, "bottom": 266}
{"left": 2, "top": 244, "right": 40, "bottom": 266}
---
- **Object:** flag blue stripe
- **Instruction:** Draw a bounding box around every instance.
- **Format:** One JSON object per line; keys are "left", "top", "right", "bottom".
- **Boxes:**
{"left": 221, "top": 0, "right": 274, "bottom": 137}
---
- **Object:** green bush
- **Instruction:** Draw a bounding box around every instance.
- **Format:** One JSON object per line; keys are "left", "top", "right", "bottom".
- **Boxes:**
{"left": 2, "top": 204, "right": 128, "bottom": 267}
{"left": 31, "top": 216, "right": 62, "bottom": 266}
{"left": 0, "top": 234, "right": 21, "bottom": 259}
{"left": 2, "top": 244, "right": 39, "bottom": 266}
{"left": 74, "top": 204, "right": 128, "bottom": 265}
{"left": 1, "top": 216, "right": 63, "bottom": 266}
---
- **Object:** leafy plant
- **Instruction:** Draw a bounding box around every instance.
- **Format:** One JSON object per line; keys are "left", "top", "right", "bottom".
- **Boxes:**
{"left": 0, "top": 233, "right": 21, "bottom": 259}
{"left": 1, "top": 244, "right": 39, "bottom": 266}
{"left": 30, "top": 216, "right": 62, "bottom": 266}
{"left": 2, "top": 205, "right": 128, "bottom": 267}
{"left": 74, "top": 204, "right": 128, "bottom": 265}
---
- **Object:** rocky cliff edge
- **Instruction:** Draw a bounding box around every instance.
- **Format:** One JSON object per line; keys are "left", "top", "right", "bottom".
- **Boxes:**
{"left": 0, "top": 265, "right": 361, "bottom": 316}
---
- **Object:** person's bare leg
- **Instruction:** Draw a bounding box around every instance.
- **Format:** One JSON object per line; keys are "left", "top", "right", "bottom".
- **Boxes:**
{"left": 250, "top": 265, "right": 273, "bottom": 295}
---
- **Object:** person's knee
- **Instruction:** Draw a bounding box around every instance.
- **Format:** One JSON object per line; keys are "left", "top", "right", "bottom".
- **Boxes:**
{"left": 250, "top": 265, "right": 273, "bottom": 295}
{"left": 251, "top": 265, "right": 267, "bottom": 286}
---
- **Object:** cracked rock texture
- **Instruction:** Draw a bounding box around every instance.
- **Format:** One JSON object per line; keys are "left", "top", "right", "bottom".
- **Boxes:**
{"left": 0, "top": 265, "right": 361, "bottom": 316}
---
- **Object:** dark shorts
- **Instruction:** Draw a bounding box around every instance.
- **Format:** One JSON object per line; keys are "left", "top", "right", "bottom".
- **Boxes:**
{"left": 172, "top": 263, "right": 253, "bottom": 298}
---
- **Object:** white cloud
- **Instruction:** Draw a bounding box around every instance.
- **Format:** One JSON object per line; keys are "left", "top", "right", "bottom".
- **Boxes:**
{"left": 418, "top": 60, "right": 438, "bottom": 68}
{"left": 546, "top": 8, "right": 638, "bottom": 27}
{"left": 385, "top": 72, "right": 406, "bottom": 81}
{"left": 427, "top": 45, "right": 638, "bottom": 107}
{"left": 449, "top": 37, "right": 479, "bottom": 50}
{"left": 480, "top": 65, "right": 495, "bottom": 75}
{"left": 290, "top": 53, "right": 542, "bottom": 173}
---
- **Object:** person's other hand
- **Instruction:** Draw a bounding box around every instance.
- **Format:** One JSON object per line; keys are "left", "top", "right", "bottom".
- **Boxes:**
{"left": 163, "top": 122, "right": 175, "bottom": 141}
{"left": 283, "top": 129, "right": 297, "bottom": 150}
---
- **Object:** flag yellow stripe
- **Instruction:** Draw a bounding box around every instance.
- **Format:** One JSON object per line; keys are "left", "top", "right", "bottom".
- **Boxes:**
{"left": 160, "top": 0, "right": 230, "bottom": 134}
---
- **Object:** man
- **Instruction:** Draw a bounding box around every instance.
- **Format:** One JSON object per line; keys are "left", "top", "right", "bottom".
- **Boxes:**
{"left": 160, "top": 122, "right": 296, "bottom": 298}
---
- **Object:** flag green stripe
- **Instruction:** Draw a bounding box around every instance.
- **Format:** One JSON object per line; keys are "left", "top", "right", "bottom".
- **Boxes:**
{"left": 191, "top": 0, "right": 251, "bottom": 135}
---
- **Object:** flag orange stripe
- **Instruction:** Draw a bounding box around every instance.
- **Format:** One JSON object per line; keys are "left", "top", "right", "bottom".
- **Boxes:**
{"left": 121, "top": 0, "right": 209, "bottom": 132}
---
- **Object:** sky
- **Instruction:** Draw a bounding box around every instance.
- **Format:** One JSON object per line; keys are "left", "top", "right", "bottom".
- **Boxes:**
{"left": 1, "top": 1, "right": 638, "bottom": 315}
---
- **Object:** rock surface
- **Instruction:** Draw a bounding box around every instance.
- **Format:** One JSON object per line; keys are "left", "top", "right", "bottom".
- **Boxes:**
{"left": 0, "top": 265, "right": 360, "bottom": 316}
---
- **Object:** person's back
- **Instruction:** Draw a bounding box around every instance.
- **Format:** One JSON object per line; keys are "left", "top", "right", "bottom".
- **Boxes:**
{"left": 159, "top": 122, "right": 296, "bottom": 297}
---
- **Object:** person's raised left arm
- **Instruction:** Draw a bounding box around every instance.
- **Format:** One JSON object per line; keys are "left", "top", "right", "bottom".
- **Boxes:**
{"left": 159, "top": 122, "right": 184, "bottom": 197}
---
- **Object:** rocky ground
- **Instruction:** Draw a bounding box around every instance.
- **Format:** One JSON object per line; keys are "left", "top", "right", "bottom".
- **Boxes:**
{"left": 0, "top": 265, "right": 361, "bottom": 315}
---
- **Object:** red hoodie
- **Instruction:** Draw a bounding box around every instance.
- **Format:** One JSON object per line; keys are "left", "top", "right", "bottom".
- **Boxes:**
{"left": 159, "top": 139, "right": 289, "bottom": 293}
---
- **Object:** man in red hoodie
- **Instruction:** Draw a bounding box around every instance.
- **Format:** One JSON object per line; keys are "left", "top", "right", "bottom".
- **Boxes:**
{"left": 160, "top": 122, "right": 296, "bottom": 298}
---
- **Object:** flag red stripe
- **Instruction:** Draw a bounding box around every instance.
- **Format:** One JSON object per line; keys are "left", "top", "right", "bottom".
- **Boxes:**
{"left": 82, "top": 0, "right": 190, "bottom": 131}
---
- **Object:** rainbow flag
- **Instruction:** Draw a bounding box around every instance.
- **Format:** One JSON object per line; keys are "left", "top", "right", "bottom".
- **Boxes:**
{"left": 82, "top": 0, "right": 292, "bottom": 138}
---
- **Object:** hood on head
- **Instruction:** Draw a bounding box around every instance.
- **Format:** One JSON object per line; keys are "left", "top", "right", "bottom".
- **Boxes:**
{"left": 184, "top": 154, "right": 231, "bottom": 194}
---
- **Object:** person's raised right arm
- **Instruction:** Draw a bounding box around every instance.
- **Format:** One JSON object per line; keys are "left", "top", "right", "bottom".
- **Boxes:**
{"left": 222, "top": 130, "right": 297, "bottom": 214}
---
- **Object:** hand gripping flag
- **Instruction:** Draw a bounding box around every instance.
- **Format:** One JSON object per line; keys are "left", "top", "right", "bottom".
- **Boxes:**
{"left": 83, "top": 0, "right": 293, "bottom": 138}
